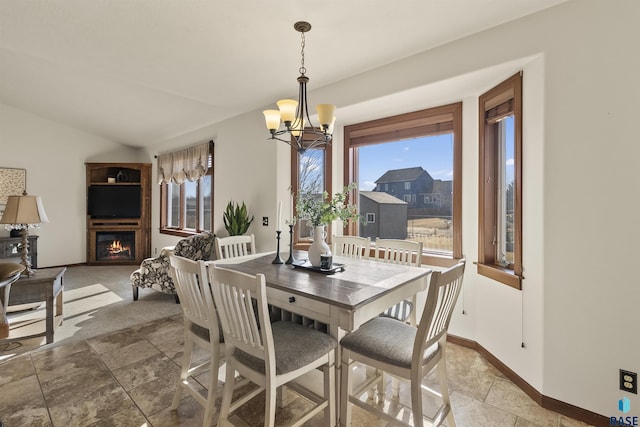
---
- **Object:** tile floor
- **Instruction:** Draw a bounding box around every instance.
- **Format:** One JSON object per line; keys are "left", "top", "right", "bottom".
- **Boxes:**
{"left": 0, "top": 315, "right": 594, "bottom": 427}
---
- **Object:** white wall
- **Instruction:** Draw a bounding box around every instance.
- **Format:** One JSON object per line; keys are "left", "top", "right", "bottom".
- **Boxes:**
{"left": 2, "top": 0, "right": 637, "bottom": 418}
{"left": 141, "top": 108, "right": 281, "bottom": 255}
{"left": 0, "top": 103, "right": 142, "bottom": 267}
{"left": 145, "top": 0, "right": 640, "bottom": 416}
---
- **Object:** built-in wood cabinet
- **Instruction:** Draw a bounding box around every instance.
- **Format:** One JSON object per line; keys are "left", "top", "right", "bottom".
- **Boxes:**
{"left": 86, "top": 163, "right": 151, "bottom": 265}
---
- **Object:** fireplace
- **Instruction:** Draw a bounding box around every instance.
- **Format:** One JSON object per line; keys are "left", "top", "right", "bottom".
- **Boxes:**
{"left": 96, "top": 231, "right": 135, "bottom": 262}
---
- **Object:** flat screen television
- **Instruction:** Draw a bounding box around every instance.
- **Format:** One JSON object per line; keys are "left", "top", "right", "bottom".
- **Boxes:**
{"left": 88, "top": 185, "right": 141, "bottom": 218}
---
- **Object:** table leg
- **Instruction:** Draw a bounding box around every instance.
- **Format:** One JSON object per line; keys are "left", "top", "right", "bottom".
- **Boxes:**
{"left": 45, "top": 294, "right": 53, "bottom": 344}
{"left": 56, "top": 287, "right": 63, "bottom": 325}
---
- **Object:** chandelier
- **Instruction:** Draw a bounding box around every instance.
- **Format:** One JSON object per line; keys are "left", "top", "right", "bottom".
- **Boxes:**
{"left": 263, "top": 21, "right": 335, "bottom": 153}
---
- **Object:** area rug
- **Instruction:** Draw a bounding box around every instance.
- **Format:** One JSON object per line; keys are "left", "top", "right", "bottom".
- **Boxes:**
{"left": 0, "top": 264, "right": 182, "bottom": 361}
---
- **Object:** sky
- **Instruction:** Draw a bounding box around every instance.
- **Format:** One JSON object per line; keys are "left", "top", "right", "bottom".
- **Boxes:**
{"left": 358, "top": 134, "right": 454, "bottom": 191}
{"left": 357, "top": 116, "right": 514, "bottom": 191}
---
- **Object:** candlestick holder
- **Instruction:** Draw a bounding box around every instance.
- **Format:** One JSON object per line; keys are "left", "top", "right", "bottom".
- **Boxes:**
{"left": 285, "top": 224, "right": 296, "bottom": 264}
{"left": 272, "top": 230, "right": 284, "bottom": 264}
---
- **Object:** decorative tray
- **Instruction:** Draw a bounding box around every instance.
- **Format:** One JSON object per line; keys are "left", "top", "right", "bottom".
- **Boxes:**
{"left": 291, "top": 259, "right": 346, "bottom": 275}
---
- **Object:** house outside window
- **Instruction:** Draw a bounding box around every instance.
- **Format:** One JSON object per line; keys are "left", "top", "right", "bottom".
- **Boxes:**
{"left": 478, "top": 72, "right": 523, "bottom": 289}
{"left": 344, "top": 103, "right": 463, "bottom": 265}
{"left": 159, "top": 141, "right": 213, "bottom": 237}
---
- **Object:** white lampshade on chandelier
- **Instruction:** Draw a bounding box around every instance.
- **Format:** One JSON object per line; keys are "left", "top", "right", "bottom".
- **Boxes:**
{"left": 263, "top": 21, "right": 336, "bottom": 153}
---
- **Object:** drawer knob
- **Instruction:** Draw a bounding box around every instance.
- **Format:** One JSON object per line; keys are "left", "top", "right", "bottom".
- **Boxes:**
{"left": 288, "top": 296, "right": 296, "bottom": 303}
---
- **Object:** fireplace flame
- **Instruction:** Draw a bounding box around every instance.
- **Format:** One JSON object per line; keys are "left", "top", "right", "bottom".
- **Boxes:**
{"left": 107, "top": 240, "right": 130, "bottom": 255}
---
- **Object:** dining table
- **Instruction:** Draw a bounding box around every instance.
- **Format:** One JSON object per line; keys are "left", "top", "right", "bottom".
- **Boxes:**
{"left": 214, "top": 249, "right": 431, "bottom": 426}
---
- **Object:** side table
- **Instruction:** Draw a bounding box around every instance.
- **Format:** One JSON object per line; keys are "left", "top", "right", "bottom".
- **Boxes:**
{"left": 3, "top": 267, "right": 66, "bottom": 344}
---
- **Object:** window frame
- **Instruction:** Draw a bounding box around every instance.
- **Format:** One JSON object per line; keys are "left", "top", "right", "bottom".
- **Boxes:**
{"left": 160, "top": 142, "right": 214, "bottom": 237}
{"left": 343, "top": 102, "right": 463, "bottom": 267}
{"left": 478, "top": 72, "right": 523, "bottom": 289}
{"left": 291, "top": 138, "right": 333, "bottom": 249}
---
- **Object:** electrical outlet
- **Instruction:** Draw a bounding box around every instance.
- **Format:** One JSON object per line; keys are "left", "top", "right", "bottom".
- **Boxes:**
{"left": 620, "top": 369, "right": 638, "bottom": 394}
{"left": 262, "top": 216, "right": 269, "bottom": 226}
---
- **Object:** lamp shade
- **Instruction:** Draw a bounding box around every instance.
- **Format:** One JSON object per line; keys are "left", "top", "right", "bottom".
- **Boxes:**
{"left": 263, "top": 110, "right": 282, "bottom": 131}
{"left": 316, "top": 104, "right": 336, "bottom": 128}
{"left": 276, "top": 99, "right": 298, "bottom": 123}
{"left": 0, "top": 195, "right": 49, "bottom": 225}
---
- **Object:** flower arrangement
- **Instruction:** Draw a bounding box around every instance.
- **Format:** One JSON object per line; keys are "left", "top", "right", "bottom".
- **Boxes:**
{"left": 295, "top": 183, "right": 359, "bottom": 226}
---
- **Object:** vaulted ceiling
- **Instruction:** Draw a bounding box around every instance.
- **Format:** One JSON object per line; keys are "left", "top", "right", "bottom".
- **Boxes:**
{"left": 0, "top": 0, "right": 566, "bottom": 147}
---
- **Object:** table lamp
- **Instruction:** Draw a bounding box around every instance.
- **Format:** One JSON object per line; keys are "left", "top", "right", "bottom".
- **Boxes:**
{"left": 0, "top": 193, "right": 49, "bottom": 276}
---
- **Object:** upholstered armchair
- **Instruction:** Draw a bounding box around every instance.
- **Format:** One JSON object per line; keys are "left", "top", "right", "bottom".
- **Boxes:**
{"left": 130, "top": 232, "right": 215, "bottom": 302}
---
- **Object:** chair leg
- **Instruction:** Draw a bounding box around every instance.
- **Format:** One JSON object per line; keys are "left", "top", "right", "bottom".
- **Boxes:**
{"left": 202, "top": 349, "right": 220, "bottom": 427}
{"left": 438, "top": 359, "right": 456, "bottom": 427}
{"left": 218, "top": 362, "right": 235, "bottom": 426}
{"left": 171, "top": 330, "right": 194, "bottom": 410}
{"left": 340, "top": 350, "right": 353, "bottom": 427}
{"left": 324, "top": 360, "right": 336, "bottom": 427}
{"left": 264, "top": 381, "right": 277, "bottom": 427}
{"left": 132, "top": 286, "right": 138, "bottom": 301}
{"left": 391, "top": 376, "right": 401, "bottom": 398}
{"left": 410, "top": 371, "right": 425, "bottom": 427}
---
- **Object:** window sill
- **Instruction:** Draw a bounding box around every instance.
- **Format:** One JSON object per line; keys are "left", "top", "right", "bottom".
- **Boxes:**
{"left": 476, "top": 263, "right": 522, "bottom": 290}
{"left": 160, "top": 228, "right": 203, "bottom": 238}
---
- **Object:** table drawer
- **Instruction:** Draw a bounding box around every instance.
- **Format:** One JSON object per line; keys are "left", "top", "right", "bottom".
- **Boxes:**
{"left": 267, "top": 287, "right": 332, "bottom": 323}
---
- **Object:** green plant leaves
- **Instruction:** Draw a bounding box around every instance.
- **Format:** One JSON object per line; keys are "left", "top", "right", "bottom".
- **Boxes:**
{"left": 223, "top": 201, "right": 254, "bottom": 236}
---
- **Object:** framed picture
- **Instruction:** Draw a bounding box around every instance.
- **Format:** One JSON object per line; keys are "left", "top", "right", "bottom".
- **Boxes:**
{"left": 0, "top": 167, "right": 27, "bottom": 204}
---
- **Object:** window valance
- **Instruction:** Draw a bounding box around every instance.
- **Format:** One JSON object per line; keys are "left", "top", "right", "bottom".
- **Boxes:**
{"left": 157, "top": 142, "right": 212, "bottom": 184}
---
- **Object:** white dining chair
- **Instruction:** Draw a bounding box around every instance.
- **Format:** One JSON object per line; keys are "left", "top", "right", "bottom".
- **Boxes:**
{"left": 215, "top": 234, "right": 255, "bottom": 260}
{"left": 207, "top": 264, "right": 338, "bottom": 427}
{"left": 374, "top": 238, "right": 423, "bottom": 323}
{"left": 168, "top": 255, "right": 225, "bottom": 427}
{"left": 332, "top": 235, "right": 371, "bottom": 259}
{"left": 340, "top": 259, "right": 466, "bottom": 427}
{"left": 373, "top": 237, "right": 424, "bottom": 397}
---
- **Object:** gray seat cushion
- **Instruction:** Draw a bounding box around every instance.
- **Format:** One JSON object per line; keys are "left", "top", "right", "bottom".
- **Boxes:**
{"left": 340, "top": 317, "right": 438, "bottom": 369}
{"left": 234, "top": 321, "right": 337, "bottom": 375}
{"left": 190, "top": 321, "right": 224, "bottom": 343}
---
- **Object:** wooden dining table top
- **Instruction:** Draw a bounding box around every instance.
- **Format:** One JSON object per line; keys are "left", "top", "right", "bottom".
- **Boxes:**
{"left": 215, "top": 250, "right": 431, "bottom": 312}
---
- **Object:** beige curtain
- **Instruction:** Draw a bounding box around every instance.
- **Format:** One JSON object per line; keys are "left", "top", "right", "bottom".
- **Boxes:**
{"left": 157, "top": 142, "right": 210, "bottom": 184}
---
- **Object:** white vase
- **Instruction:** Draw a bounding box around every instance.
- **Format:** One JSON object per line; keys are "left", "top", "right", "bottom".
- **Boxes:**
{"left": 308, "top": 225, "right": 331, "bottom": 267}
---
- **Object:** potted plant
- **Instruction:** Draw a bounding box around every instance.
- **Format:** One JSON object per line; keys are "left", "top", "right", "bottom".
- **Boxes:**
{"left": 295, "top": 183, "right": 359, "bottom": 266}
{"left": 223, "top": 201, "right": 254, "bottom": 236}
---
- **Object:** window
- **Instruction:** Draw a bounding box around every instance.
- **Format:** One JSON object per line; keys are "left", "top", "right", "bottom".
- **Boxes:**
{"left": 291, "top": 139, "right": 332, "bottom": 247}
{"left": 478, "top": 73, "right": 522, "bottom": 289}
{"left": 344, "top": 103, "right": 462, "bottom": 266}
{"left": 366, "top": 213, "right": 376, "bottom": 223}
{"left": 159, "top": 141, "right": 214, "bottom": 236}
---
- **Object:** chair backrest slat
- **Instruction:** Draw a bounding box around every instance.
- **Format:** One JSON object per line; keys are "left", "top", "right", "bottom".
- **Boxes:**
{"left": 169, "top": 255, "right": 218, "bottom": 337}
{"left": 207, "top": 264, "right": 273, "bottom": 363}
{"left": 374, "top": 238, "right": 423, "bottom": 267}
{"left": 417, "top": 260, "right": 466, "bottom": 354}
{"left": 333, "top": 235, "right": 371, "bottom": 260}
{"left": 215, "top": 235, "right": 256, "bottom": 260}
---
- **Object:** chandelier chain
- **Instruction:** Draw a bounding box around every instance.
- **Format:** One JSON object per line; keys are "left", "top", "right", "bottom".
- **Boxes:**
{"left": 299, "top": 31, "right": 306, "bottom": 75}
